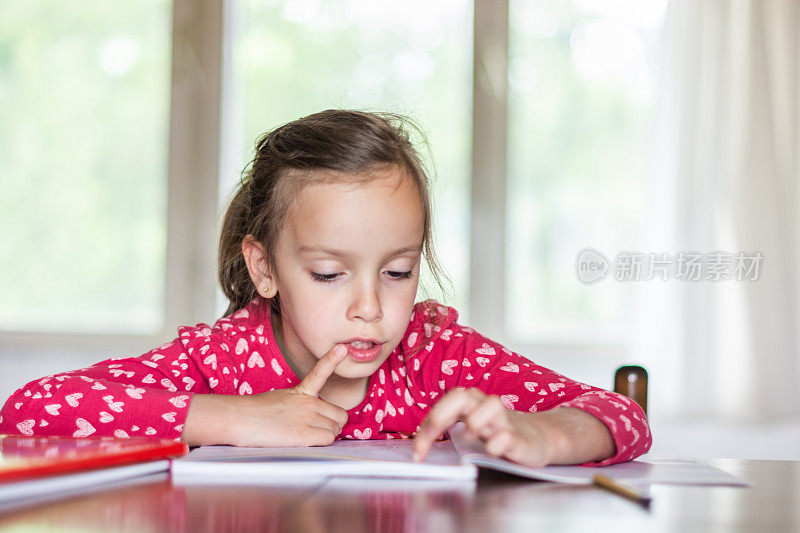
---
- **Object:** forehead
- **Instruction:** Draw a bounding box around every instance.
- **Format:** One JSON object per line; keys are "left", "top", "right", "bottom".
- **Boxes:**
{"left": 284, "top": 166, "right": 424, "bottom": 255}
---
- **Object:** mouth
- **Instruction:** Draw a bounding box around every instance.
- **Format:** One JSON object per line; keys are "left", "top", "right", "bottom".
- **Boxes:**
{"left": 343, "top": 338, "right": 384, "bottom": 362}
{"left": 344, "top": 338, "right": 382, "bottom": 349}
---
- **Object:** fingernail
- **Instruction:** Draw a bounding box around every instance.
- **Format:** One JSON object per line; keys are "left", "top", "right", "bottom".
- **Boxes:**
{"left": 412, "top": 451, "right": 420, "bottom": 462}
{"left": 334, "top": 344, "right": 347, "bottom": 356}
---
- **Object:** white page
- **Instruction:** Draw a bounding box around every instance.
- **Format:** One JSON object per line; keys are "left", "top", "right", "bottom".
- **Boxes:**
{"left": 183, "top": 438, "right": 460, "bottom": 464}
{"left": 172, "top": 440, "right": 477, "bottom": 483}
{"left": 174, "top": 423, "right": 748, "bottom": 487}
{"left": 448, "top": 423, "right": 748, "bottom": 486}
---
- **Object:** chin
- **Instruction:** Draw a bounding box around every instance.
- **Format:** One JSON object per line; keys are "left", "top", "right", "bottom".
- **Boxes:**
{"left": 336, "top": 361, "right": 380, "bottom": 379}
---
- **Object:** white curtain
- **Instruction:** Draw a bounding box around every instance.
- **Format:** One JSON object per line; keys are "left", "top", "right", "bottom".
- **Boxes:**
{"left": 635, "top": 0, "right": 800, "bottom": 420}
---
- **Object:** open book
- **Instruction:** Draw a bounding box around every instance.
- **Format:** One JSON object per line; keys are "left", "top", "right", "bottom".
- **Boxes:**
{"left": 172, "top": 422, "right": 746, "bottom": 486}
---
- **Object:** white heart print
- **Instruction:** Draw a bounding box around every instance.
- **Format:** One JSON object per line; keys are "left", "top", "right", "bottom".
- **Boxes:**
{"left": 500, "top": 394, "right": 519, "bottom": 409}
{"left": 248, "top": 351, "right": 265, "bottom": 369}
{"left": 407, "top": 332, "right": 418, "bottom": 348}
{"left": 354, "top": 428, "right": 372, "bottom": 440}
{"left": 73, "top": 418, "right": 96, "bottom": 437}
{"left": 500, "top": 362, "right": 519, "bottom": 373}
{"left": 235, "top": 338, "right": 248, "bottom": 355}
{"left": 441, "top": 360, "right": 458, "bottom": 375}
{"left": 65, "top": 393, "right": 83, "bottom": 407}
{"left": 16, "top": 419, "right": 35, "bottom": 436}
{"left": 125, "top": 388, "right": 145, "bottom": 399}
{"left": 475, "top": 343, "right": 496, "bottom": 356}
{"left": 169, "top": 395, "right": 190, "bottom": 408}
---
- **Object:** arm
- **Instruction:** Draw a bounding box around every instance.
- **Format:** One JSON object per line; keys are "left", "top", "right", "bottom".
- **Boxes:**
{"left": 529, "top": 405, "right": 616, "bottom": 464}
{"left": 409, "top": 317, "right": 651, "bottom": 466}
{"left": 413, "top": 388, "right": 616, "bottom": 466}
{"left": 0, "top": 329, "right": 219, "bottom": 440}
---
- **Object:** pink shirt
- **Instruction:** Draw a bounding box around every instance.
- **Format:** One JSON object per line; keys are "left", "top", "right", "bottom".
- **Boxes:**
{"left": 0, "top": 298, "right": 651, "bottom": 466}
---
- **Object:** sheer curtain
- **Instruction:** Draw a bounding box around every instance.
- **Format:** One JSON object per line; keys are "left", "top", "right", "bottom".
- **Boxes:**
{"left": 637, "top": 0, "right": 800, "bottom": 421}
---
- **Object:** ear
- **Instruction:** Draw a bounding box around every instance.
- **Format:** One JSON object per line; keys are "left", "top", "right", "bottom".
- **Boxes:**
{"left": 242, "top": 235, "right": 278, "bottom": 298}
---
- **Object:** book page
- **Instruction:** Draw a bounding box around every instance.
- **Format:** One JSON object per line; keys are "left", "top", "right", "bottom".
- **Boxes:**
{"left": 448, "top": 422, "right": 748, "bottom": 486}
{"left": 174, "top": 439, "right": 478, "bottom": 482}
{"left": 184, "top": 438, "right": 463, "bottom": 466}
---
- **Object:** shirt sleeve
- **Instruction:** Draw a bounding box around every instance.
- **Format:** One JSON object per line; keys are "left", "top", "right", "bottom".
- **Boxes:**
{"left": 416, "top": 320, "right": 652, "bottom": 466}
{"left": 0, "top": 323, "right": 240, "bottom": 441}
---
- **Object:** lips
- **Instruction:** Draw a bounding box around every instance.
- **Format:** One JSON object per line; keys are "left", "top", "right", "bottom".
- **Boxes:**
{"left": 344, "top": 339, "right": 384, "bottom": 363}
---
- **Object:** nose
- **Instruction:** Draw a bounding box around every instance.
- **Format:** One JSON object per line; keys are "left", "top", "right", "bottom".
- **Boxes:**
{"left": 347, "top": 278, "right": 383, "bottom": 322}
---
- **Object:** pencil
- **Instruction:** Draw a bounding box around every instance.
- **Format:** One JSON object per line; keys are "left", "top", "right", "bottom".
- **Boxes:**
{"left": 592, "top": 474, "right": 652, "bottom": 509}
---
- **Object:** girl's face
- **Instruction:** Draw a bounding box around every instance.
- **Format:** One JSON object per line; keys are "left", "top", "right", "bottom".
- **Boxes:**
{"left": 269, "top": 165, "right": 424, "bottom": 385}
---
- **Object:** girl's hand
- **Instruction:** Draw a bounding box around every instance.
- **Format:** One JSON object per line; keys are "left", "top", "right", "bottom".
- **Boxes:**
{"left": 183, "top": 344, "right": 350, "bottom": 447}
{"left": 411, "top": 387, "right": 558, "bottom": 467}
{"left": 230, "top": 343, "right": 351, "bottom": 447}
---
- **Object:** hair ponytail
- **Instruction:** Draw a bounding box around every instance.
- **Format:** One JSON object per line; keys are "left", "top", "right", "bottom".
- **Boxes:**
{"left": 218, "top": 177, "right": 259, "bottom": 318}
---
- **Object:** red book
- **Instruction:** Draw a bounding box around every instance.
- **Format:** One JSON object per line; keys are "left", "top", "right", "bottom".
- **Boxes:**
{"left": 0, "top": 434, "right": 187, "bottom": 483}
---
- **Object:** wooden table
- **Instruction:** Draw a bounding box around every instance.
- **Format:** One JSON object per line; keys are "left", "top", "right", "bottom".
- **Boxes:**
{"left": 0, "top": 459, "right": 797, "bottom": 532}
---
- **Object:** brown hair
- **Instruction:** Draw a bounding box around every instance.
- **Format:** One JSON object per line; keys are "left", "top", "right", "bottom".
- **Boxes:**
{"left": 218, "top": 109, "right": 451, "bottom": 319}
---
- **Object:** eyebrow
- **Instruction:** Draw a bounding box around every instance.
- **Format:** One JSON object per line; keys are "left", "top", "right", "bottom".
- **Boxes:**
{"left": 298, "top": 245, "right": 422, "bottom": 258}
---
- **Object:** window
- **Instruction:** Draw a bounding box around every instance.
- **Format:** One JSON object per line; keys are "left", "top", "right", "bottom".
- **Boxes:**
{"left": 1, "top": 0, "right": 666, "bottom": 358}
{"left": 505, "top": 0, "right": 666, "bottom": 344}
{"left": 0, "top": 1, "right": 173, "bottom": 334}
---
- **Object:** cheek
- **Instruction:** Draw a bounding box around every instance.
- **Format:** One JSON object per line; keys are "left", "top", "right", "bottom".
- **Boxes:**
{"left": 384, "top": 290, "right": 418, "bottom": 337}
{"left": 278, "top": 279, "right": 338, "bottom": 346}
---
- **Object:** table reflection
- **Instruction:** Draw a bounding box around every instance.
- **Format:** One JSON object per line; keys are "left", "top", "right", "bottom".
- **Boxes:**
{"left": 0, "top": 460, "right": 796, "bottom": 533}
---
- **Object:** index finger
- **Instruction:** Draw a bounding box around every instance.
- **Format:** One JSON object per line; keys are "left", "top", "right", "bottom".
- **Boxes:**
{"left": 294, "top": 344, "right": 349, "bottom": 397}
{"left": 412, "top": 388, "right": 485, "bottom": 461}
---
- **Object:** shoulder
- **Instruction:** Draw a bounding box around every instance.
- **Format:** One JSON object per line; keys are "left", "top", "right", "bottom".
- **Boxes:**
{"left": 173, "top": 297, "right": 267, "bottom": 354}
{"left": 401, "top": 300, "right": 468, "bottom": 355}
{"left": 408, "top": 300, "right": 459, "bottom": 336}
{"left": 412, "top": 299, "right": 459, "bottom": 324}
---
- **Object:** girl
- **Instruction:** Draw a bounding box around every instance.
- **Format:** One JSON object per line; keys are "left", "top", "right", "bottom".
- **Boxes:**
{"left": 0, "top": 110, "right": 650, "bottom": 467}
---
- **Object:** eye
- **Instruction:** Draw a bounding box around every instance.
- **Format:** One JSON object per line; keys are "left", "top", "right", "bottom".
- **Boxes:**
{"left": 309, "top": 271, "right": 413, "bottom": 283}
{"left": 310, "top": 272, "right": 342, "bottom": 283}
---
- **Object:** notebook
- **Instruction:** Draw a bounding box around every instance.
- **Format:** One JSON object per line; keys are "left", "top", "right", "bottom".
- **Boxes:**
{"left": 0, "top": 434, "right": 187, "bottom": 506}
{"left": 172, "top": 422, "right": 747, "bottom": 486}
